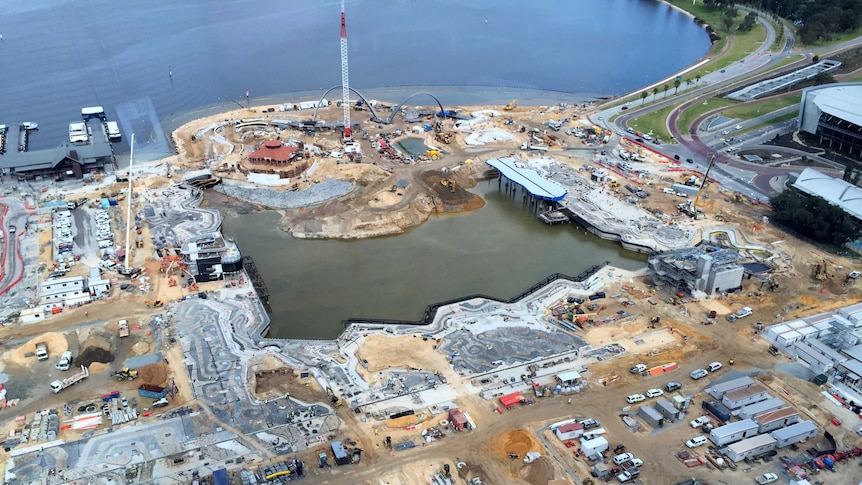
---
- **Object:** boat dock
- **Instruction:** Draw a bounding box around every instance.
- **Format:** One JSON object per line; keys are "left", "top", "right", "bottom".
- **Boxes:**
{"left": 0, "top": 125, "right": 7, "bottom": 154}
{"left": 538, "top": 209, "right": 570, "bottom": 224}
{"left": 18, "top": 125, "right": 28, "bottom": 152}
{"left": 241, "top": 255, "right": 270, "bottom": 303}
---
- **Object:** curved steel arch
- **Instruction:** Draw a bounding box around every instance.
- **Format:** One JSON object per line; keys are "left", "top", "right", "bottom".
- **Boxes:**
{"left": 311, "top": 85, "right": 383, "bottom": 124}
{"left": 386, "top": 92, "right": 445, "bottom": 124}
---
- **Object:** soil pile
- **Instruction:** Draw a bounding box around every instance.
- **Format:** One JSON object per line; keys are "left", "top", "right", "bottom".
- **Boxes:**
{"left": 421, "top": 170, "right": 485, "bottom": 213}
{"left": 77, "top": 347, "right": 114, "bottom": 367}
{"left": 131, "top": 342, "right": 151, "bottom": 355}
{"left": 9, "top": 332, "right": 69, "bottom": 365}
{"left": 88, "top": 362, "right": 109, "bottom": 373}
{"left": 492, "top": 429, "right": 542, "bottom": 459}
{"left": 138, "top": 362, "right": 168, "bottom": 387}
{"left": 252, "top": 365, "right": 329, "bottom": 403}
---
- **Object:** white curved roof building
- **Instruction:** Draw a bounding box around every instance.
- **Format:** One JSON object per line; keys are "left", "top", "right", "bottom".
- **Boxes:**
{"left": 793, "top": 167, "right": 862, "bottom": 221}
{"left": 798, "top": 83, "right": 862, "bottom": 157}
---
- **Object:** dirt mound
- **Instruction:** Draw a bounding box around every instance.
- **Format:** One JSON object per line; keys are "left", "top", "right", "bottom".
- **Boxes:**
{"left": 88, "top": 362, "right": 109, "bottom": 373}
{"left": 798, "top": 295, "right": 818, "bottom": 306}
{"left": 138, "top": 362, "right": 168, "bottom": 387}
{"left": 80, "top": 332, "right": 112, "bottom": 352}
{"left": 131, "top": 342, "right": 151, "bottom": 355}
{"left": 519, "top": 457, "right": 555, "bottom": 485}
{"left": 8, "top": 332, "right": 69, "bottom": 366}
{"left": 77, "top": 346, "right": 115, "bottom": 367}
{"left": 492, "top": 429, "right": 542, "bottom": 459}
{"left": 421, "top": 170, "right": 485, "bottom": 213}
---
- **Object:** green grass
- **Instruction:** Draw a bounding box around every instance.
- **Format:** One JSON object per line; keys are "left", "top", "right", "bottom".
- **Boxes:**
{"left": 628, "top": 104, "right": 677, "bottom": 143}
{"left": 720, "top": 94, "right": 801, "bottom": 121}
{"left": 749, "top": 111, "right": 798, "bottom": 131}
{"left": 675, "top": 97, "right": 739, "bottom": 133}
{"left": 844, "top": 71, "right": 862, "bottom": 83}
{"left": 808, "top": 29, "right": 862, "bottom": 49}
{"left": 688, "top": 23, "right": 767, "bottom": 80}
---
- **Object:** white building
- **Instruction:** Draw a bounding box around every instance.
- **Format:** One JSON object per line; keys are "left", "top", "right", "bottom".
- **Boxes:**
{"left": 798, "top": 83, "right": 862, "bottom": 157}
{"left": 40, "top": 276, "right": 91, "bottom": 309}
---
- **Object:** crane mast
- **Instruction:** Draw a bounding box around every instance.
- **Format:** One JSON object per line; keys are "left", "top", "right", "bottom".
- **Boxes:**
{"left": 693, "top": 152, "right": 717, "bottom": 211}
{"left": 340, "top": 0, "right": 351, "bottom": 141}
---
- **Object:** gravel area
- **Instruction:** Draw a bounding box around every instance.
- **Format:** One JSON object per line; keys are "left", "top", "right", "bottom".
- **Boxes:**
{"left": 216, "top": 179, "right": 355, "bottom": 209}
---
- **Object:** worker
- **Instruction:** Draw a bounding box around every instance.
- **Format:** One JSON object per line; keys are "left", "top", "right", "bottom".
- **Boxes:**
{"left": 729, "top": 359, "right": 735, "bottom": 366}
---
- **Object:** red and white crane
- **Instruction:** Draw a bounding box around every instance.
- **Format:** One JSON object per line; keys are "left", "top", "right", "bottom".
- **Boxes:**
{"left": 340, "top": 0, "right": 351, "bottom": 141}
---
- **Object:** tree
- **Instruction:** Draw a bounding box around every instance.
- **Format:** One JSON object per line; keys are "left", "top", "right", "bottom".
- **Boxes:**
{"left": 844, "top": 162, "right": 856, "bottom": 182}
{"left": 695, "top": 75, "right": 701, "bottom": 86}
{"left": 674, "top": 78, "right": 682, "bottom": 94}
{"left": 812, "top": 55, "right": 820, "bottom": 63}
{"left": 652, "top": 87, "right": 659, "bottom": 100}
{"left": 723, "top": 15, "right": 735, "bottom": 31}
{"left": 663, "top": 84, "right": 670, "bottom": 98}
{"left": 641, "top": 91, "right": 648, "bottom": 105}
{"left": 770, "top": 190, "right": 862, "bottom": 246}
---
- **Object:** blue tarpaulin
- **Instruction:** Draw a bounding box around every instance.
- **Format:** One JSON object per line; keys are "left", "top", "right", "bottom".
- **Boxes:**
{"left": 100, "top": 198, "right": 110, "bottom": 209}
{"left": 212, "top": 468, "right": 229, "bottom": 485}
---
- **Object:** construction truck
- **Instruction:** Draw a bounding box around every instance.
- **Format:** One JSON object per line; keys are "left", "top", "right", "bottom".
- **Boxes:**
{"left": 113, "top": 368, "right": 139, "bottom": 381}
{"left": 435, "top": 132, "right": 452, "bottom": 144}
{"left": 50, "top": 366, "right": 89, "bottom": 393}
{"left": 520, "top": 143, "right": 548, "bottom": 152}
{"left": 441, "top": 179, "right": 456, "bottom": 192}
{"left": 36, "top": 342, "right": 49, "bottom": 361}
{"left": 677, "top": 200, "right": 703, "bottom": 219}
{"left": 118, "top": 319, "right": 130, "bottom": 337}
{"left": 504, "top": 99, "right": 517, "bottom": 111}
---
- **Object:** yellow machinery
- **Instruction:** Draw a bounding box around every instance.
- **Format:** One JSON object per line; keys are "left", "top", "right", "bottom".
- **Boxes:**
{"left": 145, "top": 299, "right": 164, "bottom": 308}
{"left": 113, "top": 368, "right": 139, "bottom": 381}
{"left": 504, "top": 99, "right": 517, "bottom": 111}
{"left": 426, "top": 149, "right": 440, "bottom": 159}
{"left": 814, "top": 259, "right": 828, "bottom": 281}
{"left": 435, "top": 132, "right": 452, "bottom": 144}
{"left": 441, "top": 179, "right": 456, "bottom": 192}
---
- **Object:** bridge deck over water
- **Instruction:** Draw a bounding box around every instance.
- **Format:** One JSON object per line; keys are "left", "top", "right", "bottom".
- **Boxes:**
{"left": 486, "top": 157, "right": 568, "bottom": 202}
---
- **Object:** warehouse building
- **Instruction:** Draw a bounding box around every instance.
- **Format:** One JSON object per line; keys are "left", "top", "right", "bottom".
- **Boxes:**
{"left": 724, "top": 434, "right": 777, "bottom": 462}
{"left": 798, "top": 83, "right": 862, "bottom": 157}
{"left": 771, "top": 420, "right": 819, "bottom": 448}
{"left": 648, "top": 247, "right": 744, "bottom": 295}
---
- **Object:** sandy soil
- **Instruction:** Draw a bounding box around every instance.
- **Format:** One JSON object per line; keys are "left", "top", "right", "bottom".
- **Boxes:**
{"left": 354, "top": 334, "right": 449, "bottom": 374}
{"left": 6, "top": 332, "right": 68, "bottom": 366}
{"left": 249, "top": 354, "right": 331, "bottom": 404}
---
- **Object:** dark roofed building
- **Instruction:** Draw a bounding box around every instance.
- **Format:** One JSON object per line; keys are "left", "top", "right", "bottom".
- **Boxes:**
{"left": 248, "top": 140, "right": 299, "bottom": 166}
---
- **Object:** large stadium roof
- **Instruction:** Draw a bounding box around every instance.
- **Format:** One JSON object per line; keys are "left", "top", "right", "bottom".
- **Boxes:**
{"left": 793, "top": 167, "right": 862, "bottom": 220}
{"left": 485, "top": 157, "right": 568, "bottom": 202}
{"left": 810, "top": 84, "right": 862, "bottom": 128}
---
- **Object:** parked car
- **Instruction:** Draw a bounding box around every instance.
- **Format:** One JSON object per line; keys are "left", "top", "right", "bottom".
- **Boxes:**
{"left": 646, "top": 388, "right": 664, "bottom": 398}
{"left": 580, "top": 418, "right": 601, "bottom": 430}
{"left": 665, "top": 381, "right": 682, "bottom": 392}
{"left": 626, "top": 394, "right": 646, "bottom": 404}
{"left": 686, "top": 436, "right": 708, "bottom": 448}
{"left": 708, "top": 362, "right": 723, "bottom": 372}
{"left": 612, "top": 452, "right": 634, "bottom": 465}
{"left": 630, "top": 364, "right": 647, "bottom": 374}
{"left": 690, "top": 369, "right": 708, "bottom": 380}
{"left": 690, "top": 416, "right": 711, "bottom": 428}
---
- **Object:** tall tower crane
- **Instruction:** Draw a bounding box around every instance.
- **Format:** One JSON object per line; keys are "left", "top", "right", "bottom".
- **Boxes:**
{"left": 340, "top": 0, "right": 352, "bottom": 142}
{"left": 693, "top": 152, "right": 717, "bottom": 211}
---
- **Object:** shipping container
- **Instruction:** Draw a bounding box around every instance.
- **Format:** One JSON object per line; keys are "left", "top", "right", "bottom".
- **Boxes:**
{"left": 448, "top": 408, "right": 468, "bottom": 431}
{"left": 770, "top": 420, "right": 819, "bottom": 448}
{"left": 725, "top": 434, "right": 777, "bottom": 462}
{"left": 702, "top": 400, "right": 732, "bottom": 423}
{"left": 499, "top": 392, "right": 523, "bottom": 409}
{"left": 637, "top": 405, "right": 664, "bottom": 428}
{"left": 709, "top": 418, "right": 759, "bottom": 446}
{"left": 654, "top": 399, "right": 682, "bottom": 421}
{"left": 138, "top": 384, "right": 168, "bottom": 399}
{"left": 555, "top": 422, "right": 584, "bottom": 441}
{"left": 754, "top": 407, "right": 799, "bottom": 434}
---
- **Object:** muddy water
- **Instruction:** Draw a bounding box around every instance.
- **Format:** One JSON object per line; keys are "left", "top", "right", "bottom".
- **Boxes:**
{"left": 222, "top": 181, "right": 646, "bottom": 339}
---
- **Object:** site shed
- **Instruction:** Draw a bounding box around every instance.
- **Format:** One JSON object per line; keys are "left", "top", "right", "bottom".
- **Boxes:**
{"left": 555, "top": 422, "right": 584, "bottom": 441}
{"left": 448, "top": 408, "right": 468, "bottom": 431}
{"left": 724, "top": 434, "right": 777, "bottom": 462}
{"left": 707, "top": 376, "right": 755, "bottom": 399}
{"left": 771, "top": 420, "right": 819, "bottom": 448}
{"left": 709, "top": 418, "right": 759, "bottom": 446}
{"left": 738, "top": 397, "right": 786, "bottom": 420}
{"left": 590, "top": 462, "right": 611, "bottom": 479}
{"left": 331, "top": 441, "right": 351, "bottom": 466}
{"left": 499, "top": 392, "right": 524, "bottom": 409}
{"left": 556, "top": 370, "right": 582, "bottom": 386}
{"left": 637, "top": 405, "right": 665, "bottom": 428}
{"left": 579, "top": 436, "right": 609, "bottom": 458}
{"left": 702, "top": 400, "right": 732, "bottom": 423}
{"left": 212, "top": 469, "right": 229, "bottom": 485}
{"left": 754, "top": 407, "right": 799, "bottom": 434}
{"left": 654, "top": 399, "right": 682, "bottom": 421}
{"left": 722, "top": 384, "right": 769, "bottom": 409}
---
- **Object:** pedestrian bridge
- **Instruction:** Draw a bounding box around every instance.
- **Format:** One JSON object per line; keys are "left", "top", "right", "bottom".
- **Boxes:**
{"left": 486, "top": 157, "right": 568, "bottom": 202}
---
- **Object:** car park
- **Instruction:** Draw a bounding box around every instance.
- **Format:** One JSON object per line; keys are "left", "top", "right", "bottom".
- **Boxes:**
{"left": 690, "top": 369, "right": 708, "bottom": 380}
{"left": 708, "top": 362, "right": 723, "bottom": 372}
{"left": 646, "top": 388, "right": 664, "bottom": 398}
{"left": 686, "top": 436, "right": 708, "bottom": 448}
{"left": 690, "top": 416, "right": 711, "bottom": 428}
{"left": 626, "top": 394, "right": 646, "bottom": 404}
{"left": 665, "top": 381, "right": 681, "bottom": 392}
{"left": 612, "top": 452, "right": 634, "bottom": 465}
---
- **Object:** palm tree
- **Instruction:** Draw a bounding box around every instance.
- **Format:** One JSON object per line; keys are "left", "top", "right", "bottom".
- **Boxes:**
{"left": 641, "top": 91, "right": 648, "bottom": 105}
{"left": 652, "top": 87, "right": 659, "bottom": 100}
{"left": 695, "top": 75, "right": 701, "bottom": 86}
{"left": 663, "top": 84, "right": 670, "bottom": 98}
{"left": 674, "top": 79, "right": 682, "bottom": 94}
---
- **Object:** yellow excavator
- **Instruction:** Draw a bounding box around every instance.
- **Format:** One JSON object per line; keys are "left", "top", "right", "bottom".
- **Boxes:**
{"left": 145, "top": 299, "right": 164, "bottom": 308}
{"left": 504, "top": 99, "right": 517, "bottom": 111}
{"left": 441, "top": 179, "right": 456, "bottom": 192}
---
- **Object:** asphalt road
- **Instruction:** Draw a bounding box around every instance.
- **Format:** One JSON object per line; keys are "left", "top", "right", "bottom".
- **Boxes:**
{"left": 0, "top": 198, "right": 28, "bottom": 297}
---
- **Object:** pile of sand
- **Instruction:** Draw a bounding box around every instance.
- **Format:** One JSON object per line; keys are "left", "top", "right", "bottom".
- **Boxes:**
{"left": 88, "top": 362, "right": 109, "bottom": 373}
{"left": 138, "top": 362, "right": 168, "bottom": 387}
{"left": 131, "top": 342, "right": 151, "bottom": 355}
{"left": 8, "top": 332, "right": 69, "bottom": 366}
{"left": 492, "top": 429, "right": 542, "bottom": 460}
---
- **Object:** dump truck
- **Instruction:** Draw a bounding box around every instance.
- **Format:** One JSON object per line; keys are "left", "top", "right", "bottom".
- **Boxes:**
{"left": 50, "top": 366, "right": 89, "bottom": 393}
{"left": 118, "top": 319, "right": 130, "bottom": 337}
{"left": 36, "top": 342, "right": 49, "bottom": 361}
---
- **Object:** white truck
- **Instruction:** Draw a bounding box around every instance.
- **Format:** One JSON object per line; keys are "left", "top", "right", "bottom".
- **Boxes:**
{"left": 36, "top": 343, "right": 49, "bottom": 361}
{"left": 50, "top": 366, "right": 89, "bottom": 393}
{"left": 520, "top": 143, "right": 548, "bottom": 152}
{"left": 755, "top": 473, "right": 778, "bottom": 484}
{"left": 728, "top": 306, "right": 753, "bottom": 322}
{"left": 55, "top": 350, "right": 73, "bottom": 371}
{"left": 118, "top": 319, "right": 130, "bottom": 338}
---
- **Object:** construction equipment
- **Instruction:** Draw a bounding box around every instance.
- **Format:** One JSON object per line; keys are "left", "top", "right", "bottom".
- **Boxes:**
{"left": 692, "top": 152, "right": 717, "bottom": 213}
{"left": 435, "top": 132, "right": 452, "bottom": 144}
{"left": 678, "top": 199, "right": 704, "bottom": 219}
{"left": 426, "top": 149, "right": 440, "bottom": 159}
{"left": 649, "top": 315, "right": 661, "bottom": 328}
{"left": 145, "top": 299, "right": 164, "bottom": 308}
{"left": 441, "top": 179, "right": 456, "bottom": 192}
{"left": 168, "top": 278, "right": 177, "bottom": 287}
{"left": 389, "top": 185, "right": 398, "bottom": 193}
{"left": 504, "top": 99, "right": 517, "bottom": 111}
{"left": 118, "top": 319, "right": 130, "bottom": 337}
{"left": 113, "top": 368, "right": 139, "bottom": 381}
{"left": 814, "top": 259, "right": 829, "bottom": 281}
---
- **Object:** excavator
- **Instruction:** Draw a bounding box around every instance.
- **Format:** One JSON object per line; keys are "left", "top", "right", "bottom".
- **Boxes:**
{"left": 435, "top": 132, "right": 452, "bottom": 144}
{"left": 113, "top": 368, "right": 139, "bottom": 381}
{"left": 440, "top": 179, "right": 456, "bottom": 193}
{"left": 504, "top": 99, "right": 517, "bottom": 111}
{"left": 145, "top": 299, "right": 164, "bottom": 308}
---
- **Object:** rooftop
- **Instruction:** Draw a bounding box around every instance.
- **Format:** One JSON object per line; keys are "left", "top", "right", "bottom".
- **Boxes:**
{"left": 485, "top": 157, "right": 568, "bottom": 202}
{"left": 807, "top": 84, "right": 862, "bottom": 128}
{"left": 793, "top": 168, "right": 862, "bottom": 221}
{"left": 247, "top": 139, "right": 299, "bottom": 163}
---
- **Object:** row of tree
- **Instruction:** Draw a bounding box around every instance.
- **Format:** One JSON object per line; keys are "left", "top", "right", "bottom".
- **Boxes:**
{"left": 770, "top": 189, "right": 861, "bottom": 246}
{"left": 705, "top": 0, "right": 862, "bottom": 44}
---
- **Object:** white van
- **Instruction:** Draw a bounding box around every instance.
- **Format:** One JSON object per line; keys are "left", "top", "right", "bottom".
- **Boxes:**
{"left": 55, "top": 350, "right": 73, "bottom": 371}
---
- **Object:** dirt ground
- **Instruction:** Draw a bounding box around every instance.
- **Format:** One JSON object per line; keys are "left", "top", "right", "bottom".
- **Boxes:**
{"left": 354, "top": 334, "right": 450, "bottom": 375}
{"left": 249, "top": 354, "right": 331, "bottom": 404}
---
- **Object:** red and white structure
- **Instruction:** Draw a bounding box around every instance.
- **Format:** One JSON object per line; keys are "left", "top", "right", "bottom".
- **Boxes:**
{"left": 340, "top": 0, "right": 351, "bottom": 141}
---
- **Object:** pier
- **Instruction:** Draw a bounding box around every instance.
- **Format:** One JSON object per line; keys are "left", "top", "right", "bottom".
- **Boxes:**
{"left": 241, "top": 255, "right": 270, "bottom": 303}
{"left": 538, "top": 209, "right": 570, "bottom": 224}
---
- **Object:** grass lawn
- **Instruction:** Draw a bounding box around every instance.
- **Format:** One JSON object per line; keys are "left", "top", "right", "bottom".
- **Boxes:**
{"left": 844, "top": 71, "right": 862, "bottom": 83}
{"left": 628, "top": 104, "right": 677, "bottom": 143}
{"left": 675, "top": 97, "right": 739, "bottom": 133}
{"left": 720, "top": 94, "right": 801, "bottom": 121}
{"left": 689, "top": 23, "right": 767, "bottom": 80}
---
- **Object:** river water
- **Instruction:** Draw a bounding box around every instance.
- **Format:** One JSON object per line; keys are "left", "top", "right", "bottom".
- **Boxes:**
{"left": 223, "top": 182, "right": 646, "bottom": 339}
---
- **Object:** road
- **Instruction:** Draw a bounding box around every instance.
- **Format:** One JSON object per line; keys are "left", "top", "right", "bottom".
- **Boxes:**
{"left": 0, "top": 198, "right": 28, "bottom": 298}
